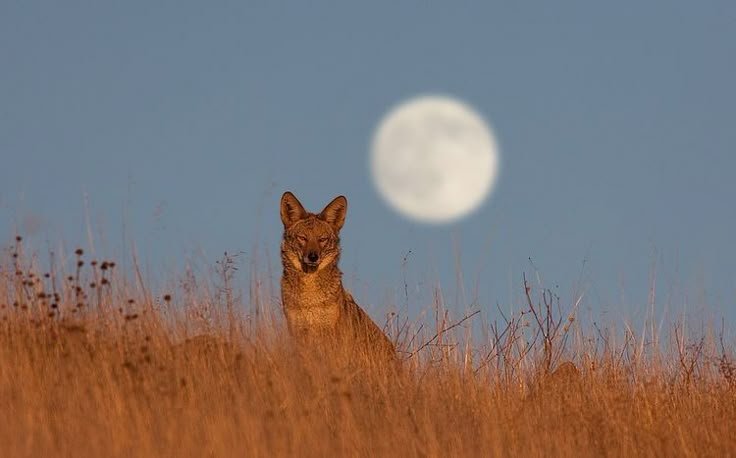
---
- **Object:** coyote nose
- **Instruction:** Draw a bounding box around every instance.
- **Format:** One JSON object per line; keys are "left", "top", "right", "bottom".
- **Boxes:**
{"left": 307, "top": 252, "right": 319, "bottom": 263}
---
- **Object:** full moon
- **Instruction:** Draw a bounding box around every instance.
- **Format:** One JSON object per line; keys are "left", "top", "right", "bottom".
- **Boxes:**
{"left": 370, "top": 95, "right": 499, "bottom": 224}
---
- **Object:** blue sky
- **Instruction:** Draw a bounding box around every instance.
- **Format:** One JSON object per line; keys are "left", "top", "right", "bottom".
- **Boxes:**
{"left": 2, "top": 2, "right": 735, "bottom": 327}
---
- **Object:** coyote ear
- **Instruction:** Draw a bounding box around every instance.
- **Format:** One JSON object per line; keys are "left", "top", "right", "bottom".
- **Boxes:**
{"left": 319, "top": 196, "right": 347, "bottom": 231}
{"left": 280, "top": 192, "right": 307, "bottom": 227}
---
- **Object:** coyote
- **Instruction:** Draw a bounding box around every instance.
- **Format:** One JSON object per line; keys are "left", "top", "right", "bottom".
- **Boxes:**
{"left": 280, "top": 191, "right": 395, "bottom": 360}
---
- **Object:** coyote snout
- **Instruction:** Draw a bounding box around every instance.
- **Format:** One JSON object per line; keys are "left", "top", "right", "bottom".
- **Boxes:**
{"left": 280, "top": 191, "right": 396, "bottom": 362}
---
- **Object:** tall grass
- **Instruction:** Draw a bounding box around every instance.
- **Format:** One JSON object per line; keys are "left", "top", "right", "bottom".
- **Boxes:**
{"left": 1, "top": 236, "right": 734, "bottom": 457}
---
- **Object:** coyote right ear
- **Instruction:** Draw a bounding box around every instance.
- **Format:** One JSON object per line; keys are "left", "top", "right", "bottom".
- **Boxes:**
{"left": 280, "top": 192, "right": 307, "bottom": 227}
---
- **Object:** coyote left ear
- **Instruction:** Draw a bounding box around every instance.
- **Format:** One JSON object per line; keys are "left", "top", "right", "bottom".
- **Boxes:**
{"left": 319, "top": 196, "right": 347, "bottom": 231}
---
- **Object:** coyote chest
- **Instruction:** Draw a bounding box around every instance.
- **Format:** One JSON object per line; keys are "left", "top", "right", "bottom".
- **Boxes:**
{"left": 282, "top": 275, "right": 343, "bottom": 334}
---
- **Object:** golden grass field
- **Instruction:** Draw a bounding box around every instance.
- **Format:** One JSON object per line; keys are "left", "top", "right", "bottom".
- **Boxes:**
{"left": 1, "top": 236, "right": 735, "bottom": 457}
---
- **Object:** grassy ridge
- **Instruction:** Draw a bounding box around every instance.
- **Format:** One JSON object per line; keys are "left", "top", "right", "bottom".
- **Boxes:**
{"left": 1, "top": 237, "right": 734, "bottom": 457}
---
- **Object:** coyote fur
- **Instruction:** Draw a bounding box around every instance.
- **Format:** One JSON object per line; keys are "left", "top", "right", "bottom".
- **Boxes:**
{"left": 280, "top": 191, "right": 395, "bottom": 360}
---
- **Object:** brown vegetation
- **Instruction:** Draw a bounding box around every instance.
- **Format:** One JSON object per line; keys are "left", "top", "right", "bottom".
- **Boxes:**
{"left": 0, "top": 237, "right": 734, "bottom": 457}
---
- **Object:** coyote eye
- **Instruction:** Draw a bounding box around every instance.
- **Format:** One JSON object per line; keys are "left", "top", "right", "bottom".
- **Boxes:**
{"left": 296, "top": 235, "right": 307, "bottom": 244}
{"left": 318, "top": 236, "right": 329, "bottom": 244}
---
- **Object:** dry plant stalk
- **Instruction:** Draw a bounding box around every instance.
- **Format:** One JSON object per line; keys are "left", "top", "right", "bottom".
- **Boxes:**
{"left": 0, "top": 236, "right": 734, "bottom": 457}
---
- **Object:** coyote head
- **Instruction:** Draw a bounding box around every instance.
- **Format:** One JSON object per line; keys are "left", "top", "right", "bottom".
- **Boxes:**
{"left": 280, "top": 192, "right": 347, "bottom": 274}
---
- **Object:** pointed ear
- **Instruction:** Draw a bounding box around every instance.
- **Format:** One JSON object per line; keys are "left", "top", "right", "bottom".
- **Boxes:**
{"left": 280, "top": 192, "right": 307, "bottom": 227}
{"left": 319, "top": 196, "right": 347, "bottom": 231}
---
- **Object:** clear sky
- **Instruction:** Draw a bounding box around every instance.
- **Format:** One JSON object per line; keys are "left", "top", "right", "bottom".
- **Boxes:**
{"left": 2, "top": 2, "right": 735, "bottom": 327}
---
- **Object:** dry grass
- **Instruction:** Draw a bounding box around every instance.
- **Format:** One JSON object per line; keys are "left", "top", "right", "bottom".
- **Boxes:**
{"left": 1, "top": 236, "right": 735, "bottom": 457}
